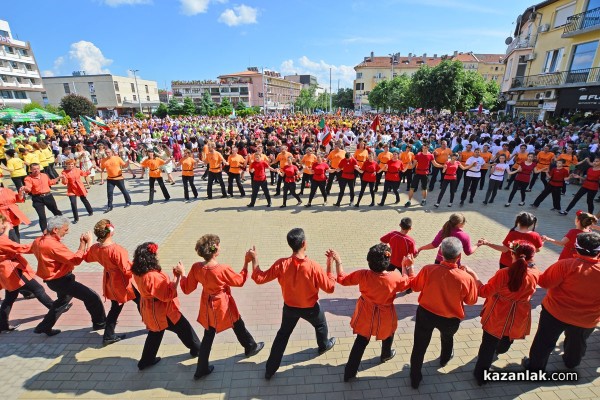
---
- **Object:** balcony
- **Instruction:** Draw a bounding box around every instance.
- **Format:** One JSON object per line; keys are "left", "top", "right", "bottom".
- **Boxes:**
{"left": 511, "top": 67, "right": 600, "bottom": 89}
{"left": 563, "top": 7, "right": 600, "bottom": 37}
{"left": 506, "top": 34, "right": 537, "bottom": 55}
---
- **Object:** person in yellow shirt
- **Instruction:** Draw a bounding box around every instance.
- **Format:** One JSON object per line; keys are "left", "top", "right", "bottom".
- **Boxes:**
{"left": 39, "top": 141, "right": 58, "bottom": 179}
{"left": 21, "top": 147, "right": 40, "bottom": 173}
{"left": 1, "top": 149, "right": 27, "bottom": 190}
{"left": 274, "top": 145, "right": 292, "bottom": 196}
{"left": 204, "top": 142, "right": 228, "bottom": 199}
{"left": 227, "top": 147, "right": 246, "bottom": 198}
{"left": 138, "top": 149, "right": 170, "bottom": 205}
{"left": 325, "top": 141, "right": 346, "bottom": 195}
{"left": 300, "top": 147, "right": 317, "bottom": 196}
{"left": 0, "top": 134, "right": 6, "bottom": 166}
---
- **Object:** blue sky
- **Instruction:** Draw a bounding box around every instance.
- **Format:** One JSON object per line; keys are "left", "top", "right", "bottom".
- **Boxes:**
{"left": 4, "top": 0, "right": 531, "bottom": 90}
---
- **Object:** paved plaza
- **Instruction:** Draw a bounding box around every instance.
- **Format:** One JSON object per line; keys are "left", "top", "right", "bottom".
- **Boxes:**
{"left": 1, "top": 172, "right": 598, "bottom": 400}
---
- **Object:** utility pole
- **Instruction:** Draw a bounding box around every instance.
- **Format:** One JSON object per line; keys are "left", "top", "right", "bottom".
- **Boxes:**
{"left": 262, "top": 67, "right": 266, "bottom": 115}
{"left": 329, "top": 68, "right": 332, "bottom": 114}
{"left": 129, "top": 69, "right": 142, "bottom": 114}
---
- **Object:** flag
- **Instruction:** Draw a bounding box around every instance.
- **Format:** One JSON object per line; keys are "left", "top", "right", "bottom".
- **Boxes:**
{"left": 478, "top": 103, "right": 483, "bottom": 115}
{"left": 80, "top": 116, "right": 91, "bottom": 134}
{"left": 371, "top": 114, "right": 380, "bottom": 131}
{"left": 322, "top": 124, "right": 332, "bottom": 147}
{"left": 336, "top": 107, "right": 341, "bottom": 116}
{"left": 318, "top": 116, "right": 325, "bottom": 129}
{"left": 83, "top": 115, "right": 110, "bottom": 131}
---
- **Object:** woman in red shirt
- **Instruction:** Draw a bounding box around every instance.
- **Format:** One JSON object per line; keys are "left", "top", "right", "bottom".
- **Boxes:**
{"left": 61, "top": 159, "right": 94, "bottom": 224}
{"left": 247, "top": 153, "right": 274, "bottom": 208}
{"left": 355, "top": 152, "right": 379, "bottom": 207}
{"left": 479, "top": 212, "right": 543, "bottom": 269}
{"left": 179, "top": 234, "right": 264, "bottom": 379}
{"left": 378, "top": 151, "right": 405, "bottom": 206}
{"left": 560, "top": 158, "right": 600, "bottom": 215}
{"left": 470, "top": 241, "right": 540, "bottom": 386}
{"left": 132, "top": 242, "right": 201, "bottom": 370}
{"left": 0, "top": 185, "right": 30, "bottom": 242}
{"left": 335, "top": 243, "right": 413, "bottom": 381}
{"left": 334, "top": 153, "right": 358, "bottom": 207}
{"left": 305, "top": 153, "right": 330, "bottom": 207}
{"left": 435, "top": 153, "right": 461, "bottom": 208}
{"left": 543, "top": 211, "right": 598, "bottom": 260}
{"left": 278, "top": 155, "right": 302, "bottom": 208}
{"left": 505, "top": 153, "right": 536, "bottom": 207}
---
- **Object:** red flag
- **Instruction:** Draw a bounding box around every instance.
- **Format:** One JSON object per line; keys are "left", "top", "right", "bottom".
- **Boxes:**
{"left": 478, "top": 103, "right": 483, "bottom": 115}
{"left": 322, "top": 125, "right": 332, "bottom": 146}
{"left": 371, "top": 115, "right": 380, "bottom": 131}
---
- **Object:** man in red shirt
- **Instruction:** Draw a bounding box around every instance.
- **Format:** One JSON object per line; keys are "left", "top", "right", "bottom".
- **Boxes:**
{"left": 406, "top": 144, "right": 436, "bottom": 207}
{"left": 251, "top": 228, "right": 336, "bottom": 379}
{"left": 334, "top": 153, "right": 358, "bottom": 207}
{"left": 405, "top": 237, "right": 479, "bottom": 389}
{"left": 531, "top": 159, "right": 570, "bottom": 211}
{"left": 247, "top": 153, "right": 273, "bottom": 208}
{"left": 22, "top": 163, "right": 62, "bottom": 232}
{"left": 526, "top": 232, "right": 600, "bottom": 371}
{"left": 380, "top": 217, "right": 416, "bottom": 273}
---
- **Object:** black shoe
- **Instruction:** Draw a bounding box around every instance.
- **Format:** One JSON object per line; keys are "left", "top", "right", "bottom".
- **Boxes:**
{"left": 279, "top": 205, "right": 286, "bottom": 208}
{"left": 344, "top": 374, "right": 357, "bottom": 382}
{"left": 88, "top": 212, "right": 93, "bottom": 216}
{"left": 103, "top": 334, "right": 126, "bottom": 346}
{"left": 138, "top": 357, "right": 161, "bottom": 371}
{"left": 483, "top": 201, "right": 487, "bottom": 205}
{"left": 34, "top": 328, "right": 61, "bottom": 336}
{"left": 245, "top": 342, "right": 265, "bottom": 357}
{"left": 459, "top": 201, "right": 464, "bottom": 206}
{"left": 305, "top": 203, "right": 312, "bottom": 208}
{"left": 274, "top": 192, "right": 280, "bottom": 196}
{"left": 247, "top": 204, "right": 254, "bottom": 207}
{"left": 92, "top": 322, "right": 106, "bottom": 331}
{"left": 104, "top": 206, "right": 113, "bottom": 213}
{"left": 410, "top": 375, "right": 422, "bottom": 389}
{"left": 318, "top": 337, "right": 336, "bottom": 355}
{"left": 147, "top": 201, "right": 153, "bottom": 205}
{"left": 559, "top": 211, "right": 568, "bottom": 215}
{"left": 0, "top": 324, "right": 20, "bottom": 333}
{"left": 521, "top": 357, "right": 530, "bottom": 370}
{"left": 530, "top": 203, "right": 537, "bottom": 208}
{"left": 380, "top": 349, "right": 396, "bottom": 363}
{"left": 369, "top": 202, "right": 375, "bottom": 207}
{"left": 474, "top": 370, "right": 486, "bottom": 386}
{"left": 354, "top": 204, "right": 359, "bottom": 208}
{"left": 221, "top": 195, "right": 227, "bottom": 199}
{"left": 489, "top": 200, "right": 494, "bottom": 204}
{"left": 333, "top": 203, "right": 341, "bottom": 207}
{"left": 193, "top": 365, "right": 214, "bottom": 380}
{"left": 440, "top": 350, "right": 454, "bottom": 367}
{"left": 265, "top": 371, "right": 274, "bottom": 380}
{"left": 124, "top": 203, "right": 131, "bottom": 208}
{"left": 266, "top": 203, "right": 271, "bottom": 208}
{"left": 469, "top": 199, "right": 473, "bottom": 204}
{"left": 73, "top": 219, "right": 78, "bottom": 224}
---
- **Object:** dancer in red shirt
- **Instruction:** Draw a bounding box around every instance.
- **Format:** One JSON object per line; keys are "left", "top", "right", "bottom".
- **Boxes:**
{"left": 355, "top": 151, "right": 379, "bottom": 207}
{"left": 333, "top": 153, "right": 358, "bottom": 207}
{"left": 542, "top": 211, "right": 598, "bottom": 260}
{"left": 278, "top": 155, "right": 302, "bottom": 208}
{"left": 434, "top": 153, "right": 460, "bottom": 208}
{"left": 406, "top": 144, "right": 438, "bottom": 207}
{"left": 380, "top": 217, "right": 417, "bottom": 273}
{"left": 247, "top": 153, "right": 275, "bottom": 208}
{"left": 560, "top": 158, "right": 600, "bottom": 215}
{"left": 505, "top": 153, "right": 536, "bottom": 207}
{"left": 530, "top": 159, "right": 570, "bottom": 211}
{"left": 378, "top": 151, "right": 405, "bottom": 206}
{"left": 60, "top": 159, "right": 94, "bottom": 224}
{"left": 305, "top": 153, "right": 332, "bottom": 207}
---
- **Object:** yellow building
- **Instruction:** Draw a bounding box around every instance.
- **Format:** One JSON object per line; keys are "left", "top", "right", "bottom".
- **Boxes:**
{"left": 503, "top": 0, "right": 600, "bottom": 121}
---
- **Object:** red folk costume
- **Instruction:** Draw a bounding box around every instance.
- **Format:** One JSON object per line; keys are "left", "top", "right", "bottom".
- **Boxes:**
{"left": 499, "top": 230, "right": 543, "bottom": 267}
{"left": 134, "top": 270, "right": 182, "bottom": 332}
{"left": 84, "top": 243, "right": 136, "bottom": 303}
{"left": 479, "top": 267, "right": 540, "bottom": 339}
{"left": 0, "top": 188, "right": 30, "bottom": 227}
{"left": 31, "top": 235, "right": 85, "bottom": 281}
{"left": 337, "top": 270, "right": 412, "bottom": 339}
{"left": 0, "top": 235, "right": 34, "bottom": 292}
{"left": 61, "top": 168, "right": 90, "bottom": 197}
{"left": 180, "top": 263, "right": 247, "bottom": 333}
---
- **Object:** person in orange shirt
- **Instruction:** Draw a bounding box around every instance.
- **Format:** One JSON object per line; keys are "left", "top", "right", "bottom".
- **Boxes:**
{"left": 0, "top": 215, "right": 57, "bottom": 333}
{"left": 179, "top": 234, "right": 264, "bottom": 379}
{"left": 300, "top": 147, "right": 317, "bottom": 196}
{"left": 22, "top": 163, "right": 62, "bottom": 232}
{"left": 29, "top": 216, "right": 105, "bottom": 336}
{"left": 405, "top": 237, "right": 479, "bottom": 389}
{"left": 505, "top": 144, "right": 529, "bottom": 190}
{"left": 200, "top": 142, "right": 210, "bottom": 180}
{"left": 325, "top": 141, "right": 346, "bottom": 195}
{"left": 132, "top": 242, "right": 201, "bottom": 370}
{"left": 84, "top": 219, "right": 140, "bottom": 346}
{"left": 456, "top": 143, "right": 474, "bottom": 185}
{"left": 400, "top": 145, "right": 415, "bottom": 192}
{"left": 376, "top": 144, "right": 392, "bottom": 192}
{"left": 226, "top": 146, "right": 246, "bottom": 198}
{"left": 336, "top": 243, "right": 414, "bottom": 382}
{"left": 205, "top": 142, "right": 228, "bottom": 199}
{"left": 428, "top": 140, "right": 452, "bottom": 191}
{"left": 353, "top": 140, "right": 369, "bottom": 169}
{"left": 60, "top": 159, "right": 93, "bottom": 224}
{"left": 177, "top": 149, "right": 199, "bottom": 202}
{"left": 0, "top": 184, "right": 30, "bottom": 242}
{"left": 251, "top": 228, "right": 337, "bottom": 379}
{"left": 526, "top": 232, "right": 600, "bottom": 372}
{"left": 99, "top": 148, "right": 132, "bottom": 213}
{"left": 470, "top": 241, "right": 540, "bottom": 386}
{"left": 274, "top": 145, "right": 292, "bottom": 196}
{"left": 478, "top": 144, "right": 493, "bottom": 190}
{"left": 139, "top": 149, "right": 170, "bottom": 204}
{"left": 528, "top": 145, "right": 555, "bottom": 191}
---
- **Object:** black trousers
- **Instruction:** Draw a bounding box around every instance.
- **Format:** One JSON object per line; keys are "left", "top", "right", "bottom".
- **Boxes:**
{"left": 460, "top": 176, "right": 480, "bottom": 202}
{"left": 528, "top": 307, "right": 594, "bottom": 371}
{"left": 529, "top": 171, "right": 548, "bottom": 190}
{"left": 227, "top": 172, "right": 245, "bottom": 196}
{"left": 106, "top": 179, "right": 132, "bottom": 208}
{"left": 8, "top": 226, "right": 20, "bottom": 243}
{"left": 207, "top": 171, "right": 227, "bottom": 198}
{"left": 249, "top": 180, "right": 271, "bottom": 206}
{"left": 149, "top": 177, "right": 170, "bottom": 203}
{"left": 437, "top": 179, "right": 458, "bottom": 204}
{"left": 336, "top": 177, "right": 355, "bottom": 204}
{"left": 326, "top": 171, "right": 340, "bottom": 195}
{"left": 533, "top": 185, "right": 562, "bottom": 210}
{"left": 473, "top": 330, "right": 514, "bottom": 383}
{"left": 0, "top": 274, "right": 54, "bottom": 331}
{"left": 300, "top": 173, "right": 312, "bottom": 195}
{"left": 282, "top": 182, "right": 301, "bottom": 205}
{"left": 182, "top": 175, "right": 198, "bottom": 200}
{"left": 31, "top": 194, "right": 62, "bottom": 232}
{"left": 11, "top": 176, "right": 25, "bottom": 191}
{"left": 379, "top": 181, "right": 400, "bottom": 205}
{"left": 266, "top": 303, "right": 329, "bottom": 376}
{"left": 508, "top": 181, "right": 528, "bottom": 203}
{"left": 344, "top": 334, "right": 393, "bottom": 380}
{"left": 505, "top": 171, "right": 516, "bottom": 189}
{"left": 456, "top": 168, "right": 465, "bottom": 185}
{"left": 356, "top": 181, "right": 375, "bottom": 205}
{"left": 104, "top": 286, "right": 141, "bottom": 339}
{"left": 428, "top": 166, "right": 444, "bottom": 191}
{"left": 402, "top": 169, "right": 413, "bottom": 191}
{"left": 565, "top": 187, "right": 597, "bottom": 213}
{"left": 484, "top": 179, "right": 503, "bottom": 203}
{"left": 44, "top": 164, "right": 59, "bottom": 179}
{"left": 410, "top": 306, "right": 460, "bottom": 383}
{"left": 69, "top": 195, "right": 93, "bottom": 221}
{"left": 307, "top": 180, "right": 327, "bottom": 204}
{"left": 479, "top": 169, "right": 488, "bottom": 190}
{"left": 138, "top": 314, "right": 201, "bottom": 369}
{"left": 37, "top": 273, "right": 106, "bottom": 332}
{"left": 275, "top": 173, "right": 284, "bottom": 194}
{"left": 196, "top": 318, "right": 257, "bottom": 375}
{"left": 375, "top": 171, "right": 384, "bottom": 191}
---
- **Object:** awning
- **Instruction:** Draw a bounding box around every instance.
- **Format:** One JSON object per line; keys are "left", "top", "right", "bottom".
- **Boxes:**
{"left": 556, "top": 86, "right": 600, "bottom": 111}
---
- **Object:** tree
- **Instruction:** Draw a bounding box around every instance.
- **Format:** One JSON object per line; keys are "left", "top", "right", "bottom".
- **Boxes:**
{"left": 332, "top": 88, "right": 354, "bottom": 110}
{"left": 167, "top": 99, "right": 182, "bottom": 116}
{"left": 483, "top": 80, "right": 501, "bottom": 111}
{"left": 215, "top": 97, "right": 233, "bottom": 117}
{"left": 369, "top": 79, "right": 390, "bottom": 112}
{"left": 294, "top": 85, "right": 317, "bottom": 113}
{"left": 22, "top": 101, "right": 43, "bottom": 113}
{"left": 182, "top": 97, "right": 195, "bottom": 116}
{"left": 59, "top": 94, "right": 96, "bottom": 118}
{"left": 154, "top": 103, "right": 168, "bottom": 118}
{"left": 315, "top": 91, "right": 331, "bottom": 112}
{"left": 457, "top": 71, "right": 487, "bottom": 111}
{"left": 198, "top": 91, "right": 216, "bottom": 115}
{"left": 388, "top": 74, "right": 412, "bottom": 112}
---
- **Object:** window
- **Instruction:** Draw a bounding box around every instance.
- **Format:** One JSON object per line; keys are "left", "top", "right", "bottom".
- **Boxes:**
{"left": 11, "top": 61, "right": 18, "bottom": 69}
{"left": 240, "top": 87, "right": 248, "bottom": 95}
{"left": 570, "top": 41, "right": 598, "bottom": 71}
{"left": 146, "top": 96, "right": 150, "bottom": 101}
{"left": 116, "top": 94, "right": 121, "bottom": 103}
{"left": 88, "top": 82, "right": 95, "bottom": 93}
{"left": 114, "top": 81, "right": 119, "bottom": 91}
{"left": 131, "top": 82, "right": 135, "bottom": 92}
{"left": 192, "top": 88, "right": 201, "bottom": 93}
{"left": 14, "top": 91, "right": 27, "bottom": 99}
{"left": 19, "top": 49, "right": 28, "bottom": 57}
{"left": 221, "top": 87, "right": 230, "bottom": 93}
{"left": 554, "top": 2, "right": 576, "bottom": 28}
{"left": 25, "top": 64, "right": 32, "bottom": 71}
{"left": 145, "top": 85, "right": 148, "bottom": 93}
{"left": 15, "top": 77, "right": 21, "bottom": 83}
{"left": 230, "top": 87, "right": 239, "bottom": 92}
{"left": 210, "top": 88, "right": 219, "bottom": 95}
{"left": 356, "top": 72, "right": 363, "bottom": 79}
{"left": 495, "top": 66, "right": 499, "bottom": 71}
{"left": 543, "top": 48, "right": 564, "bottom": 73}
{"left": 133, "top": 94, "right": 137, "bottom": 101}
{"left": 91, "top": 95, "right": 98, "bottom": 105}
{"left": 355, "top": 82, "right": 365, "bottom": 90}
{"left": 63, "top": 83, "right": 71, "bottom": 94}
{"left": 1, "top": 90, "right": 13, "bottom": 99}
{"left": 0, "top": 30, "right": 9, "bottom": 38}
{"left": 4, "top": 46, "right": 14, "bottom": 54}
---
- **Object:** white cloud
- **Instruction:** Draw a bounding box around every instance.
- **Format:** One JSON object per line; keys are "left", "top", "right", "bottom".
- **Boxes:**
{"left": 41, "top": 56, "right": 64, "bottom": 77}
{"left": 41, "top": 70, "right": 54, "bottom": 77}
{"left": 103, "top": 0, "right": 152, "bottom": 6}
{"left": 69, "top": 41, "right": 112, "bottom": 74}
{"left": 280, "top": 56, "right": 355, "bottom": 89}
{"left": 180, "top": 0, "right": 210, "bottom": 15}
{"left": 218, "top": 5, "right": 258, "bottom": 26}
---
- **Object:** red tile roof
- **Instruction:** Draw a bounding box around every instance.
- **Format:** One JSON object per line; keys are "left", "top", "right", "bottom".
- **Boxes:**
{"left": 355, "top": 56, "right": 444, "bottom": 69}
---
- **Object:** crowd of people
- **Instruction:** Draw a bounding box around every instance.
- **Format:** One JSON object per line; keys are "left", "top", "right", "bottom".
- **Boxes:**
{"left": 0, "top": 113, "right": 599, "bottom": 389}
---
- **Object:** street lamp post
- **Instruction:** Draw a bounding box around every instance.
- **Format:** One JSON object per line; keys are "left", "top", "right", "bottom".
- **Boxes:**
{"left": 129, "top": 69, "right": 143, "bottom": 115}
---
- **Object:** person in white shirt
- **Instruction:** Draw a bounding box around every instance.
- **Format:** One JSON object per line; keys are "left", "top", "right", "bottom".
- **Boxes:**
{"left": 483, "top": 154, "right": 510, "bottom": 204}
{"left": 459, "top": 148, "right": 485, "bottom": 205}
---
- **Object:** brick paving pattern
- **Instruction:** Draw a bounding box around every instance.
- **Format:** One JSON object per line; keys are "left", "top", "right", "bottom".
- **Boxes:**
{"left": 1, "top": 171, "right": 598, "bottom": 399}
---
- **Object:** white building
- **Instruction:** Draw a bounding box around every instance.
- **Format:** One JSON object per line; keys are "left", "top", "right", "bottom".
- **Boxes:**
{"left": 42, "top": 73, "right": 160, "bottom": 118}
{"left": 0, "top": 20, "right": 44, "bottom": 108}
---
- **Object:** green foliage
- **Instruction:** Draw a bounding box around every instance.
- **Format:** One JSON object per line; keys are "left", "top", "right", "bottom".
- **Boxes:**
{"left": 294, "top": 85, "right": 317, "bottom": 113}
{"left": 332, "top": 88, "right": 354, "bottom": 110}
{"left": 236, "top": 101, "right": 247, "bottom": 111}
{"left": 154, "top": 103, "right": 168, "bottom": 118}
{"left": 315, "top": 91, "right": 331, "bottom": 112}
{"left": 44, "top": 105, "right": 71, "bottom": 125}
{"left": 22, "top": 102, "right": 43, "bottom": 113}
{"left": 59, "top": 94, "right": 96, "bottom": 118}
{"left": 197, "top": 91, "right": 216, "bottom": 115}
{"left": 182, "top": 97, "right": 195, "bottom": 116}
{"left": 167, "top": 99, "right": 182, "bottom": 116}
{"left": 135, "top": 112, "right": 146, "bottom": 119}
